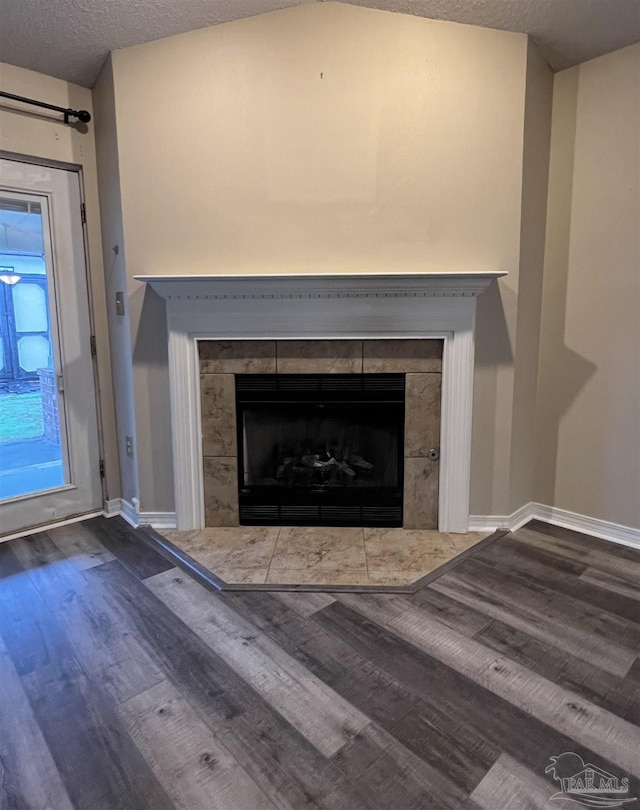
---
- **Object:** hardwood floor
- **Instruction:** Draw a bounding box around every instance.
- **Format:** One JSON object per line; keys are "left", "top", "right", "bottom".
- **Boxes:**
{"left": 0, "top": 516, "right": 638, "bottom": 809}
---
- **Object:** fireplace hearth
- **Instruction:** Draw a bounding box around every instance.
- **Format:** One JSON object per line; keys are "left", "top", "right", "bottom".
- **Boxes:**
{"left": 236, "top": 374, "right": 405, "bottom": 526}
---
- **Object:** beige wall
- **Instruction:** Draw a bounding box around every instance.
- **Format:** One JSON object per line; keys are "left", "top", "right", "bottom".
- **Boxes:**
{"left": 104, "top": 2, "right": 528, "bottom": 514}
{"left": 535, "top": 44, "right": 640, "bottom": 529}
{"left": 113, "top": 3, "right": 526, "bottom": 278}
{"left": 0, "top": 62, "right": 121, "bottom": 501}
{"left": 470, "top": 41, "right": 554, "bottom": 516}
{"left": 508, "top": 42, "right": 553, "bottom": 511}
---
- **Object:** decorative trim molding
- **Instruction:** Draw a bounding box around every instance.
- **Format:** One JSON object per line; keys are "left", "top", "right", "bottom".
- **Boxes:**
{"left": 439, "top": 327, "right": 475, "bottom": 533}
{"left": 139, "top": 272, "right": 506, "bottom": 533}
{"left": 168, "top": 328, "right": 204, "bottom": 529}
{"left": 470, "top": 502, "right": 640, "bottom": 550}
{"left": 136, "top": 272, "right": 505, "bottom": 302}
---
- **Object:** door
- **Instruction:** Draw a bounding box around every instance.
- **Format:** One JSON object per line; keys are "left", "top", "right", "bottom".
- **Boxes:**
{"left": 0, "top": 158, "right": 102, "bottom": 535}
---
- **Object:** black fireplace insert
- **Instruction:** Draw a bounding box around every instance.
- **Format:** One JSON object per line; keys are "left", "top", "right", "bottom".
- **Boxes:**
{"left": 236, "top": 374, "right": 404, "bottom": 526}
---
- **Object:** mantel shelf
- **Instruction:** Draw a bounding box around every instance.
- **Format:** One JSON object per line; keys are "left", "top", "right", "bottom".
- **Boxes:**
{"left": 135, "top": 271, "right": 506, "bottom": 301}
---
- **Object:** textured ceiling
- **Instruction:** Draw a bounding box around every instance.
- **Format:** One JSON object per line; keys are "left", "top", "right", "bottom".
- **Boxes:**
{"left": 1, "top": 0, "right": 639, "bottom": 87}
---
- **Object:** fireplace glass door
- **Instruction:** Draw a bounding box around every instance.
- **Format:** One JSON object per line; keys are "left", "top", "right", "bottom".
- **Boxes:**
{"left": 236, "top": 374, "right": 404, "bottom": 526}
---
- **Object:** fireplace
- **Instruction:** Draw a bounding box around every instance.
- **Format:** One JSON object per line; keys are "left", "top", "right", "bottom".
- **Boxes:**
{"left": 236, "top": 374, "right": 405, "bottom": 526}
{"left": 136, "top": 272, "right": 505, "bottom": 532}
{"left": 196, "top": 339, "right": 442, "bottom": 529}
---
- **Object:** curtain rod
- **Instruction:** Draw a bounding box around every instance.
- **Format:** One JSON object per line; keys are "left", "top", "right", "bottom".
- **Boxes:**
{"left": 0, "top": 90, "right": 91, "bottom": 124}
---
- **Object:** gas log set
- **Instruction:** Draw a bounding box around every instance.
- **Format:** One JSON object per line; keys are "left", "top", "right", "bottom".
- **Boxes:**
{"left": 275, "top": 444, "right": 374, "bottom": 488}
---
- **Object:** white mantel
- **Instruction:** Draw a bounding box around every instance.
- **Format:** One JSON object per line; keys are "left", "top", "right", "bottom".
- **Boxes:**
{"left": 138, "top": 271, "right": 502, "bottom": 305}
{"left": 136, "top": 272, "right": 505, "bottom": 532}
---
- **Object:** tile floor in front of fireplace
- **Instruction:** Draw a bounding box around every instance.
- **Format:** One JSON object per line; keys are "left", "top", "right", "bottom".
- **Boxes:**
{"left": 159, "top": 526, "right": 490, "bottom": 586}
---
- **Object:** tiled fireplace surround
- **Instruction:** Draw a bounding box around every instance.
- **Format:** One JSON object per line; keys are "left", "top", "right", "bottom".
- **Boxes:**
{"left": 139, "top": 272, "right": 504, "bottom": 533}
{"left": 199, "top": 339, "right": 443, "bottom": 529}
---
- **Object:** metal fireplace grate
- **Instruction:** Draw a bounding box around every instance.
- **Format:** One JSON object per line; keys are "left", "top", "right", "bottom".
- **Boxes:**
{"left": 239, "top": 503, "right": 403, "bottom": 527}
{"left": 236, "top": 374, "right": 405, "bottom": 396}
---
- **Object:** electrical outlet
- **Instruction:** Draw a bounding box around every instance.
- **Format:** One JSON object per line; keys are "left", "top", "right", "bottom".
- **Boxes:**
{"left": 125, "top": 435, "right": 134, "bottom": 457}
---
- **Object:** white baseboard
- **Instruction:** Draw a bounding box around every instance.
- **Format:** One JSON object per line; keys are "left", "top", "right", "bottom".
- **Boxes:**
{"left": 118, "top": 498, "right": 140, "bottom": 528}
{"left": 529, "top": 502, "right": 640, "bottom": 550}
{"left": 470, "top": 501, "right": 640, "bottom": 551}
{"left": 469, "top": 501, "right": 533, "bottom": 533}
{"left": 139, "top": 512, "right": 177, "bottom": 530}
{"left": 103, "top": 498, "right": 122, "bottom": 518}
{"left": 109, "top": 498, "right": 176, "bottom": 531}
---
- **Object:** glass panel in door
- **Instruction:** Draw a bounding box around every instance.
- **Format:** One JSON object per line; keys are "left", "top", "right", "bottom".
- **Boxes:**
{"left": 0, "top": 195, "right": 66, "bottom": 499}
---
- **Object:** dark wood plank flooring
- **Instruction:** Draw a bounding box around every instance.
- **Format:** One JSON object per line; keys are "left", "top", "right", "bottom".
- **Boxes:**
{"left": 0, "top": 516, "right": 638, "bottom": 809}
